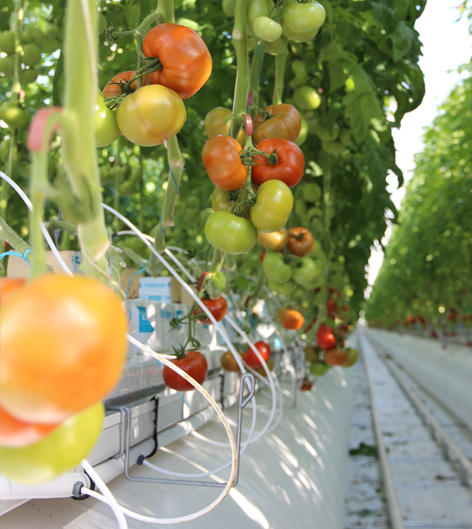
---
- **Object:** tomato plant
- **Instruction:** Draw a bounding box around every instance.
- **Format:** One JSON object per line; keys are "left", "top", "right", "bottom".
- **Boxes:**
{"left": 143, "top": 23, "right": 212, "bottom": 99}
{"left": 0, "top": 275, "right": 127, "bottom": 424}
{"left": 205, "top": 211, "right": 257, "bottom": 254}
{"left": 252, "top": 138, "right": 305, "bottom": 188}
{"left": 163, "top": 351, "right": 208, "bottom": 392}
{"left": 195, "top": 296, "right": 228, "bottom": 324}
{"left": 202, "top": 135, "right": 247, "bottom": 191}
{"left": 253, "top": 104, "right": 301, "bottom": 144}
{"left": 0, "top": 402, "right": 104, "bottom": 484}
{"left": 116, "top": 85, "right": 186, "bottom": 147}
{"left": 280, "top": 309, "right": 304, "bottom": 330}
{"left": 251, "top": 180, "right": 293, "bottom": 232}
{"left": 287, "top": 227, "right": 315, "bottom": 256}
{"left": 243, "top": 341, "right": 271, "bottom": 369}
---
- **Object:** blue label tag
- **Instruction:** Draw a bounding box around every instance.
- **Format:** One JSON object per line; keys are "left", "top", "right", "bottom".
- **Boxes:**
{"left": 137, "top": 306, "right": 154, "bottom": 333}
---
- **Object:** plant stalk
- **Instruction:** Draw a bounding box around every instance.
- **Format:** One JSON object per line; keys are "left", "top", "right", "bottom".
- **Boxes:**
{"left": 273, "top": 49, "right": 288, "bottom": 105}
{"left": 231, "top": 0, "right": 249, "bottom": 139}
{"left": 0, "top": 217, "right": 30, "bottom": 254}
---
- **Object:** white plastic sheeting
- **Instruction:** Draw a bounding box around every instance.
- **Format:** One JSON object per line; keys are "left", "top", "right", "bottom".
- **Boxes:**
{"left": 366, "top": 329, "right": 472, "bottom": 430}
{"left": 1, "top": 365, "right": 355, "bottom": 529}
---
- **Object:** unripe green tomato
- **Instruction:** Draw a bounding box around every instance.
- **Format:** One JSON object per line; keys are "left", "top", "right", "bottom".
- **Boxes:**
{"left": 22, "top": 44, "right": 41, "bottom": 67}
{"left": 294, "top": 198, "right": 308, "bottom": 219}
{"left": 289, "top": 60, "right": 308, "bottom": 89}
{"left": 20, "top": 67, "right": 38, "bottom": 85}
{"left": 322, "top": 140, "right": 345, "bottom": 155}
{"left": 222, "top": 0, "right": 235, "bottom": 16}
{"left": 205, "top": 211, "right": 257, "bottom": 255}
{"left": 293, "top": 86, "right": 321, "bottom": 110}
{"left": 45, "top": 24, "right": 60, "bottom": 38}
{"left": 0, "top": 31, "right": 15, "bottom": 55}
{"left": 263, "top": 252, "right": 292, "bottom": 283}
{"left": 307, "top": 206, "right": 322, "bottom": 219}
{"left": 94, "top": 91, "right": 120, "bottom": 148}
{"left": 0, "top": 56, "right": 15, "bottom": 77}
{"left": 184, "top": 206, "right": 199, "bottom": 223}
{"left": 22, "top": 27, "right": 46, "bottom": 47}
{"left": 310, "top": 362, "right": 329, "bottom": 376}
{"left": 251, "top": 180, "right": 293, "bottom": 233}
{"left": 292, "top": 257, "right": 319, "bottom": 285}
{"left": 40, "top": 38, "right": 61, "bottom": 55}
{"left": 283, "top": 2, "right": 326, "bottom": 33}
{"left": 0, "top": 103, "right": 30, "bottom": 129}
{"left": 265, "top": 36, "right": 288, "bottom": 55}
{"left": 267, "top": 279, "right": 296, "bottom": 296}
{"left": 248, "top": 0, "right": 275, "bottom": 34}
{"left": 295, "top": 114, "right": 309, "bottom": 146}
{"left": 282, "top": 24, "right": 318, "bottom": 43}
{"left": 304, "top": 182, "right": 322, "bottom": 202}
{"left": 340, "top": 129, "right": 353, "bottom": 146}
{"left": 253, "top": 16, "right": 283, "bottom": 42}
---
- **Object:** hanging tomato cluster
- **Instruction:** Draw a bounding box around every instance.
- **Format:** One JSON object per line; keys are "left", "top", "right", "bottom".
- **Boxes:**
{"left": 0, "top": 275, "right": 128, "bottom": 484}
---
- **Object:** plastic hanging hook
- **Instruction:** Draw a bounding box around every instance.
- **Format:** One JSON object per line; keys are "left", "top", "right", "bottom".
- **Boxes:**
{"left": 0, "top": 248, "right": 32, "bottom": 267}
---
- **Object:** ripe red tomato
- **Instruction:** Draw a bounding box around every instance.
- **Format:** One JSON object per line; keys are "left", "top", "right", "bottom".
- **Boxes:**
{"left": 287, "top": 227, "right": 315, "bottom": 256}
{"left": 324, "top": 348, "right": 348, "bottom": 366}
{"left": 280, "top": 309, "right": 304, "bottom": 330}
{"left": 195, "top": 296, "right": 228, "bottom": 324}
{"left": 0, "top": 277, "right": 26, "bottom": 304}
{"left": 407, "top": 315, "right": 415, "bottom": 323}
{"left": 163, "top": 351, "right": 208, "bottom": 391}
{"left": 243, "top": 341, "right": 271, "bottom": 369}
{"left": 0, "top": 406, "right": 59, "bottom": 448}
{"left": 300, "top": 378, "right": 313, "bottom": 391}
{"left": 103, "top": 70, "right": 147, "bottom": 99}
{"left": 316, "top": 323, "right": 336, "bottom": 350}
{"left": 116, "top": 85, "right": 186, "bottom": 147}
{"left": 0, "top": 275, "right": 128, "bottom": 424}
{"left": 143, "top": 23, "right": 212, "bottom": 99}
{"left": 202, "top": 135, "right": 247, "bottom": 191}
{"left": 252, "top": 138, "right": 305, "bottom": 187}
{"left": 253, "top": 104, "right": 301, "bottom": 144}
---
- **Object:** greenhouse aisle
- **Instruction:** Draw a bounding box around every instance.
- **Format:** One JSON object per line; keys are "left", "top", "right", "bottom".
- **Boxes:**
{"left": 357, "top": 331, "right": 472, "bottom": 528}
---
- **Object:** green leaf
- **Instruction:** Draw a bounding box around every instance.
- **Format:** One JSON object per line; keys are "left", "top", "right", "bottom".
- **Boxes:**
{"left": 343, "top": 92, "right": 382, "bottom": 143}
{"left": 319, "top": 41, "right": 344, "bottom": 63}
{"left": 390, "top": 22, "right": 419, "bottom": 62}
{"left": 371, "top": 2, "right": 395, "bottom": 33}
{"left": 124, "top": 4, "right": 141, "bottom": 28}
{"left": 233, "top": 275, "right": 250, "bottom": 291}
{"left": 98, "top": 14, "right": 108, "bottom": 35}
{"left": 393, "top": 0, "right": 410, "bottom": 23}
{"left": 343, "top": 63, "right": 374, "bottom": 95}
{"left": 328, "top": 62, "right": 348, "bottom": 93}
{"left": 211, "top": 271, "right": 227, "bottom": 290}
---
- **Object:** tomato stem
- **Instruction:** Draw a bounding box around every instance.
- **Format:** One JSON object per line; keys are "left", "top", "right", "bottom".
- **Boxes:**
{"left": 0, "top": 217, "right": 30, "bottom": 254}
{"left": 61, "top": 0, "right": 111, "bottom": 279}
{"left": 248, "top": 41, "right": 266, "bottom": 108}
{"left": 29, "top": 150, "right": 48, "bottom": 278}
{"left": 231, "top": 0, "right": 249, "bottom": 139}
{"left": 107, "top": 12, "right": 162, "bottom": 42}
{"left": 273, "top": 49, "right": 288, "bottom": 105}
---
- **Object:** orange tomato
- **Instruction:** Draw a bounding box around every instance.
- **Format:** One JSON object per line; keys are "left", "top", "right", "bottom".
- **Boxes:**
{"left": 280, "top": 309, "right": 304, "bottom": 330}
{"left": 0, "top": 406, "right": 58, "bottom": 448}
{"left": 253, "top": 104, "right": 301, "bottom": 144}
{"left": 103, "top": 71, "right": 147, "bottom": 99}
{"left": 0, "top": 275, "right": 128, "bottom": 424}
{"left": 0, "top": 277, "right": 26, "bottom": 304}
{"left": 202, "top": 135, "right": 247, "bottom": 191}
{"left": 324, "top": 348, "right": 348, "bottom": 366}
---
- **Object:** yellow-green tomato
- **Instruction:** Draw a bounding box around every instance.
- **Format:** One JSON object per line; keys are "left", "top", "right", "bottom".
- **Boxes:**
{"left": 253, "top": 16, "right": 283, "bottom": 42}
{"left": 295, "top": 114, "right": 309, "bottom": 146}
{"left": 263, "top": 252, "right": 292, "bottom": 283}
{"left": 343, "top": 348, "right": 359, "bottom": 367}
{"left": 0, "top": 102, "right": 30, "bottom": 129}
{"left": 204, "top": 107, "right": 246, "bottom": 146}
{"left": 22, "top": 27, "right": 46, "bottom": 47}
{"left": 205, "top": 211, "right": 257, "bottom": 255}
{"left": 0, "top": 31, "right": 15, "bottom": 55}
{"left": 212, "top": 185, "right": 255, "bottom": 219}
{"left": 265, "top": 36, "right": 288, "bottom": 55}
{"left": 283, "top": 2, "right": 326, "bottom": 33}
{"left": 94, "top": 91, "right": 120, "bottom": 148}
{"left": 310, "top": 361, "right": 329, "bottom": 376}
{"left": 117, "top": 85, "right": 186, "bottom": 147}
{"left": 282, "top": 24, "right": 318, "bottom": 43}
{"left": 0, "top": 402, "right": 104, "bottom": 485}
{"left": 304, "top": 182, "right": 322, "bottom": 202}
{"left": 293, "top": 86, "right": 321, "bottom": 110}
{"left": 248, "top": 0, "right": 275, "bottom": 34}
{"left": 20, "top": 68, "right": 38, "bottom": 85}
{"left": 267, "top": 279, "right": 296, "bottom": 296}
{"left": 251, "top": 180, "right": 293, "bottom": 233}
{"left": 292, "top": 257, "right": 319, "bottom": 285}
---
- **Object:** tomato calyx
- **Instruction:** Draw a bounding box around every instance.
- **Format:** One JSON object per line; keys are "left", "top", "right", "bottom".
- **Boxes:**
{"left": 288, "top": 231, "right": 305, "bottom": 241}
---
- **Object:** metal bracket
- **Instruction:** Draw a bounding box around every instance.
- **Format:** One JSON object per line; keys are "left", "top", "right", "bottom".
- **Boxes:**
{"left": 117, "top": 372, "right": 255, "bottom": 488}
{"left": 219, "top": 371, "right": 226, "bottom": 412}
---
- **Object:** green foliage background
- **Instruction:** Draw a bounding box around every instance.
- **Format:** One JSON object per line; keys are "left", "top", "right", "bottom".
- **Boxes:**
{"left": 365, "top": 63, "right": 472, "bottom": 327}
